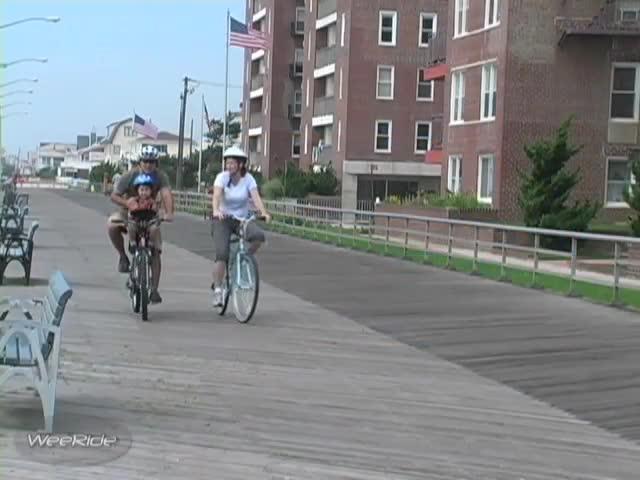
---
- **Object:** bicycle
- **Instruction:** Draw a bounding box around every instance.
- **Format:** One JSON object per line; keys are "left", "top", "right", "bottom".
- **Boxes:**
{"left": 213, "top": 213, "right": 265, "bottom": 323}
{"left": 114, "top": 211, "right": 164, "bottom": 322}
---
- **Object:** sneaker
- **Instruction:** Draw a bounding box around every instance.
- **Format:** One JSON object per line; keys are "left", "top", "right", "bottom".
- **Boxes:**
{"left": 150, "top": 290, "right": 162, "bottom": 304}
{"left": 118, "top": 255, "right": 130, "bottom": 273}
{"left": 212, "top": 287, "right": 223, "bottom": 307}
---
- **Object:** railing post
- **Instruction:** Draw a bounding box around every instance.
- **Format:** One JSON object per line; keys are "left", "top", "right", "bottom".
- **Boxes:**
{"left": 352, "top": 217, "right": 357, "bottom": 249}
{"left": 445, "top": 223, "right": 453, "bottom": 269}
{"left": 338, "top": 209, "right": 343, "bottom": 246}
{"left": 612, "top": 241, "right": 621, "bottom": 306}
{"left": 367, "top": 213, "right": 373, "bottom": 252}
{"left": 423, "top": 220, "right": 430, "bottom": 264}
{"left": 530, "top": 233, "right": 541, "bottom": 289}
{"left": 471, "top": 226, "right": 479, "bottom": 275}
{"left": 568, "top": 237, "right": 579, "bottom": 297}
{"left": 499, "top": 229, "right": 508, "bottom": 282}
{"left": 384, "top": 216, "right": 390, "bottom": 255}
{"left": 403, "top": 218, "right": 409, "bottom": 258}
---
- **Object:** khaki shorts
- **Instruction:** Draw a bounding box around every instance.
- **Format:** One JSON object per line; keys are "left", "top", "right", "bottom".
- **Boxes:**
{"left": 108, "top": 210, "right": 163, "bottom": 253}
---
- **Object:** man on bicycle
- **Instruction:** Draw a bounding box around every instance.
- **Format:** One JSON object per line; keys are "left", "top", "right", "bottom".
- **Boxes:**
{"left": 107, "top": 145, "right": 174, "bottom": 303}
{"left": 211, "top": 146, "right": 271, "bottom": 307}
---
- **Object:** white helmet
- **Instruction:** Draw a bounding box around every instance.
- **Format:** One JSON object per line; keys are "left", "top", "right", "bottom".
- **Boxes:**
{"left": 223, "top": 145, "right": 248, "bottom": 162}
{"left": 140, "top": 145, "right": 159, "bottom": 161}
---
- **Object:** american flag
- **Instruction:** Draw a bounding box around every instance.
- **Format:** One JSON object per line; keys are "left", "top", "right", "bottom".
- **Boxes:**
{"left": 229, "top": 16, "right": 268, "bottom": 50}
{"left": 133, "top": 114, "right": 159, "bottom": 139}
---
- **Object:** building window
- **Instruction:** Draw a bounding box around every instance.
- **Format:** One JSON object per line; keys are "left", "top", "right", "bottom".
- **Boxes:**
{"left": 477, "top": 154, "right": 495, "bottom": 203}
{"left": 124, "top": 126, "right": 134, "bottom": 137}
{"left": 294, "top": 48, "right": 304, "bottom": 76}
{"left": 481, "top": 63, "right": 497, "bottom": 120}
{"left": 374, "top": 120, "right": 392, "bottom": 153}
{"left": 416, "top": 69, "right": 434, "bottom": 101}
{"left": 113, "top": 145, "right": 121, "bottom": 155}
{"left": 294, "top": 90, "right": 303, "bottom": 116}
{"left": 619, "top": 1, "right": 640, "bottom": 22}
{"left": 414, "top": 122, "right": 432, "bottom": 154}
{"left": 606, "top": 158, "right": 636, "bottom": 205}
{"left": 454, "top": 0, "right": 469, "bottom": 37}
{"left": 376, "top": 65, "right": 394, "bottom": 100}
{"left": 295, "top": 6, "right": 306, "bottom": 33}
{"left": 485, "top": 0, "right": 500, "bottom": 27}
{"left": 419, "top": 13, "right": 437, "bottom": 47}
{"left": 448, "top": 155, "right": 462, "bottom": 193}
{"left": 611, "top": 64, "right": 639, "bottom": 120}
{"left": 450, "top": 71, "right": 465, "bottom": 123}
{"left": 292, "top": 132, "right": 301, "bottom": 157}
{"left": 378, "top": 10, "right": 397, "bottom": 46}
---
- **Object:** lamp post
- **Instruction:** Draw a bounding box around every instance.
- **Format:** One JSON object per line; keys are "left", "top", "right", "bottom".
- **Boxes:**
{"left": 0, "top": 78, "right": 38, "bottom": 89}
{"left": 0, "top": 17, "right": 60, "bottom": 29}
{"left": 0, "top": 90, "right": 34, "bottom": 99}
{"left": 0, "top": 58, "right": 48, "bottom": 69}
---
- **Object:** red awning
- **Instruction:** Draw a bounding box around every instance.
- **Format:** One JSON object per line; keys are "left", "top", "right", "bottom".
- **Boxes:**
{"left": 422, "top": 64, "right": 449, "bottom": 81}
{"left": 425, "top": 150, "right": 444, "bottom": 164}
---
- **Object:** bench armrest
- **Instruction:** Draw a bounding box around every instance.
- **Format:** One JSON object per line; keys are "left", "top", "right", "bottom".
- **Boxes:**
{"left": 0, "top": 298, "right": 43, "bottom": 322}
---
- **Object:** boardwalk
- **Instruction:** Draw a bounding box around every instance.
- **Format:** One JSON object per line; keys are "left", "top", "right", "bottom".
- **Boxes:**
{"left": 1, "top": 189, "right": 639, "bottom": 479}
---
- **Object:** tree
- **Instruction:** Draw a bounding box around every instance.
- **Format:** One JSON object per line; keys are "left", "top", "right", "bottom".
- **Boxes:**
{"left": 37, "top": 167, "right": 57, "bottom": 179}
{"left": 89, "top": 161, "right": 120, "bottom": 184}
{"left": 518, "top": 117, "right": 600, "bottom": 234}
{"left": 624, "top": 152, "right": 640, "bottom": 237}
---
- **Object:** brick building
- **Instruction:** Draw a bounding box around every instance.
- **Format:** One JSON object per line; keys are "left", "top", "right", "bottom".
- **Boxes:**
{"left": 424, "top": 0, "right": 640, "bottom": 221}
{"left": 242, "top": 0, "right": 446, "bottom": 206}
{"left": 242, "top": 0, "right": 306, "bottom": 178}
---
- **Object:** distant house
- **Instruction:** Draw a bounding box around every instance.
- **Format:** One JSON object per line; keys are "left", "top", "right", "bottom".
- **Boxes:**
{"left": 77, "top": 117, "right": 196, "bottom": 169}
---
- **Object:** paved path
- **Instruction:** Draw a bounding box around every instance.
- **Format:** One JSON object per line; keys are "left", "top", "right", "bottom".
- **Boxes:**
{"left": 0, "top": 189, "right": 639, "bottom": 479}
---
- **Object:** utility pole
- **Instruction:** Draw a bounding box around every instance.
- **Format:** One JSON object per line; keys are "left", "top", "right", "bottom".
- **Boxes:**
{"left": 189, "top": 118, "right": 194, "bottom": 160}
{"left": 176, "top": 76, "right": 189, "bottom": 190}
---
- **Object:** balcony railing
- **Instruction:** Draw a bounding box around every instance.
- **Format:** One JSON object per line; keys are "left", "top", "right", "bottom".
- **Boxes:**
{"left": 312, "top": 145, "right": 333, "bottom": 165}
{"left": 251, "top": 74, "right": 264, "bottom": 91}
{"left": 315, "top": 46, "right": 336, "bottom": 69}
{"left": 249, "top": 113, "right": 263, "bottom": 128}
{"left": 317, "top": 0, "right": 337, "bottom": 19}
{"left": 557, "top": 0, "right": 640, "bottom": 42}
{"left": 313, "top": 96, "right": 336, "bottom": 116}
{"left": 424, "top": 33, "right": 447, "bottom": 66}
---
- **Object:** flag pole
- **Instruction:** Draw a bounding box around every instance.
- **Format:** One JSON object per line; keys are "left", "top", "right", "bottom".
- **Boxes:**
{"left": 222, "top": 8, "right": 230, "bottom": 171}
{"left": 131, "top": 110, "right": 136, "bottom": 171}
{"left": 198, "top": 94, "right": 204, "bottom": 193}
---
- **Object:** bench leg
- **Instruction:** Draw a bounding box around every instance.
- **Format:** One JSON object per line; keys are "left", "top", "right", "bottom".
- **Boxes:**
{"left": 37, "top": 381, "right": 56, "bottom": 433}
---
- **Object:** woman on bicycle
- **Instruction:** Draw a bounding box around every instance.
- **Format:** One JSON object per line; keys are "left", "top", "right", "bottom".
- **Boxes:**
{"left": 211, "top": 146, "right": 271, "bottom": 307}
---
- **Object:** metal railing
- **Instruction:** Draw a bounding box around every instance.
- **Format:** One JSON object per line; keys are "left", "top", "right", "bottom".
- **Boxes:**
{"left": 317, "top": 0, "right": 337, "bottom": 19}
{"left": 313, "top": 96, "right": 335, "bottom": 116}
{"left": 250, "top": 74, "right": 264, "bottom": 91}
{"left": 425, "top": 33, "right": 447, "bottom": 66}
{"left": 166, "top": 191, "right": 640, "bottom": 305}
{"left": 261, "top": 201, "right": 640, "bottom": 304}
{"left": 315, "top": 46, "right": 336, "bottom": 69}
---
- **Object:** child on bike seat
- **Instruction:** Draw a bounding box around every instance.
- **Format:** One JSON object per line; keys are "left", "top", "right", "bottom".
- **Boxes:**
{"left": 127, "top": 174, "right": 158, "bottom": 252}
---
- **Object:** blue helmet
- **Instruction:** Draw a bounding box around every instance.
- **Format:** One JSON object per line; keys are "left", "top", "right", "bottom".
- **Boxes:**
{"left": 133, "top": 173, "right": 156, "bottom": 188}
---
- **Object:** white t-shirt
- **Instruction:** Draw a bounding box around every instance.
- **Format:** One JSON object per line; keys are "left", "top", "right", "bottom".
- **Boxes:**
{"left": 214, "top": 171, "right": 258, "bottom": 219}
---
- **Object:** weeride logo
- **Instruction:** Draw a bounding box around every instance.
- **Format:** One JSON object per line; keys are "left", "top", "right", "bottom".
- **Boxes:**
{"left": 27, "top": 433, "right": 118, "bottom": 448}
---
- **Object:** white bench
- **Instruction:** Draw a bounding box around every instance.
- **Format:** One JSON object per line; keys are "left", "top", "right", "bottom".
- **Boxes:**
{"left": 0, "top": 271, "right": 73, "bottom": 432}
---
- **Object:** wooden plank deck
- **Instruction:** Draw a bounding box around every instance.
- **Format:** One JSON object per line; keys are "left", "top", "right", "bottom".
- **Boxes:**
{"left": 1, "top": 190, "right": 639, "bottom": 479}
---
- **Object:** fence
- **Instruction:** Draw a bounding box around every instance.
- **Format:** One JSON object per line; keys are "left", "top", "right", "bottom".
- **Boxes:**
{"left": 261, "top": 201, "right": 640, "bottom": 304}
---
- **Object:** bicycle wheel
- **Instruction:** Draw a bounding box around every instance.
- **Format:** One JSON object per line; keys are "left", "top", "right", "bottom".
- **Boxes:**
{"left": 232, "top": 253, "right": 259, "bottom": 323}
{"left": 217, "top": 261, "right": 231, "bottom": 316}
{"left": 129, "top": 254, "right": 141, "bottom": 313}
{"left": 138, "top": 252, "right": 150, "bottom": 321}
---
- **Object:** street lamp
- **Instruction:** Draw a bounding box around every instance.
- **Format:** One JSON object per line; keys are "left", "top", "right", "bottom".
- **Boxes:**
{"left": 0, "top": 78, "right": 38, "bottom": 89}
{"left": 0, "top": 102, "right": 32, "bottom": 109}
{"left": 0, "top": 111, "right": 28, "bottom": 119}
{"left": 0, "top": 90, "right": 34, "bottom": 98}
{"left": 0, "top": 58, "right": 48, "bottom": 68}
{"left": 0, "top": 17, "right": 60, "bottom": 29}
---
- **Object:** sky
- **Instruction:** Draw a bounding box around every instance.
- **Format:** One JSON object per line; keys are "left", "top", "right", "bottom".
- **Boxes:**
{"left": 1, "top": 0, "right": 247, "bottom": 156}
